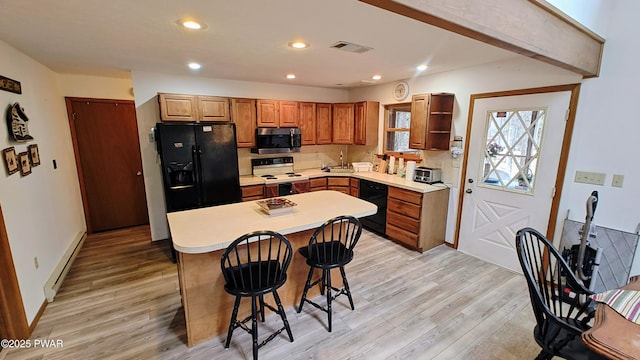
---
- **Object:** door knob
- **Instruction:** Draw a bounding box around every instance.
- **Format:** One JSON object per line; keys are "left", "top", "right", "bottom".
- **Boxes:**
{"left": 465, "top": 188, "right": 473, "bottom": 194}
{"left": 136, "top": 171, "right": 142, "bottom": 176}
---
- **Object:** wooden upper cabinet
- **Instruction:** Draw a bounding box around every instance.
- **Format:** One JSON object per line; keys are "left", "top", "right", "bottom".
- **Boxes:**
{"left": 158, "top": 93, "right": 198, "bottom": 122}
{"left": 197, "top": 96, "right": 230, "bottom": 121}
{"left": 409, "top": 94, "right": 428, "bottom": 149}
{"left": 316, "top": 103, "right": 332, "bottom": 144}
{"left": 332, "top": 103, "right": 355, "bottom": 144}
{"left": 298, "top": 102, "right": 317, "bottom": 145}
{"left": 409, "top": 93, "right": 454, "bottom": 150}
{"left": 231, "top": 98, "right": 257, "bottom": 148}
{"left": 158, "top": 93, "right": 230, "bottom": 122}
{"left": 279, "top": 101, "right": 299, "bottom": 127}
{"left": 426, "top": 93, "right": 454, "bottom": 150}
{"left": 354, "top": 101, "right": 379, "bottom": 145}
{"left": 256, "top": 99, "right": 298, "bottom": 127}
{"left": 256, "top": 99, "right": 279, "bottom": 127}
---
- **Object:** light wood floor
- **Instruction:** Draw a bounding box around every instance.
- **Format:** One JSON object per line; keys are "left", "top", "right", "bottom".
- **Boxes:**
{"left": 2, "top": 225, "right": 544, "bottom": 359}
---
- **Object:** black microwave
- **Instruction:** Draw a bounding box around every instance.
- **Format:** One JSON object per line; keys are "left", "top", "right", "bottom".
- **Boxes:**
{"left": 252, "top": 127, "right": 301, "bottom": 154}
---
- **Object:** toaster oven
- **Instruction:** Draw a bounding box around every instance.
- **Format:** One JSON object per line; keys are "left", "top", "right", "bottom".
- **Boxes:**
{"left": 413, "top": 167, "right": 442, "bottom": 184}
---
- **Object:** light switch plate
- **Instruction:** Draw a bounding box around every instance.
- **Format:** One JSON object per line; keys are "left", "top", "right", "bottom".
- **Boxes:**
{"left": 612, "top": 174, "right": 624, "bottom": 188}
{"left": 574, "top": 171, "right": 606, "bottom": 185}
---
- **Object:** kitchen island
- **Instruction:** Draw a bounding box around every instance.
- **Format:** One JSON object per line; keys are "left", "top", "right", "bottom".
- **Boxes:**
{"left": 167, "top": 190, "right": 377, "bottom": 346}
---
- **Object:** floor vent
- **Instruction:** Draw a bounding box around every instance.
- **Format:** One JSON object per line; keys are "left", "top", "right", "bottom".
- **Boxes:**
{"left": 44, "top": 231, "right": 87, "bottom": 302}
{"left": 330, "top": 41, "right": 373, "bottom": 54}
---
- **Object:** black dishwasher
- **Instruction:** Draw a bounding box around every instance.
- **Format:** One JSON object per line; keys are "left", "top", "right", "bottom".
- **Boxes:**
{"left": 358, "top": 179, "right": 388, "bottom": 235}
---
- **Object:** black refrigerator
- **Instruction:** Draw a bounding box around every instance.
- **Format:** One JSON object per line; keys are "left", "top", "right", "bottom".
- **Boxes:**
{"left": 155, "top": 122, "right": 242, "bottom": 212}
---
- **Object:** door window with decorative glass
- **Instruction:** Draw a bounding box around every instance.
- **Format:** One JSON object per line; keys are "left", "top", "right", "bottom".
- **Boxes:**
{"left": 480, "top": 108, "right": 547, "bottom": 194}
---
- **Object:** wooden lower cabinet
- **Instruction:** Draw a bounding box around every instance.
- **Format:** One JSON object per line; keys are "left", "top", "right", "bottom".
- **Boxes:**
{"left": 309, "top": 177, "right": 328, "bottom": 192}
{"left": 386, "top": 186, "right": 449, "bottom": 252}
{"left": 350, "top": 178, "right": 359, "bottom": 197}
{"left": 327, "top": 177, "right": 350, "bottom": 195}
{"left": 241, "top": 185, "right": 265, "bottom": 202}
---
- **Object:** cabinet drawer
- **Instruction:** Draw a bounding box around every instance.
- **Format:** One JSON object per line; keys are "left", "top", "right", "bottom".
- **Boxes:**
{"left": 386, "top": 223, "right": 418, "bottom": 248}
{"left": 328, "top": 177, "right": 350, "bottom": 187}
{"left": 241, "top": 185, "right": 264, "bottom": 198}
{"left": 349, "top": 178, "right": 359, "bottom": 188}
{"left": 386, "top": 210, "right": 420, "bottom": 233}
{"left": 388, "top": 186, "right": 422, "bottom": 205}
{"left": 327, "top": 186, "right": 350, "bottom": 195}
{"left": 309, "top": 177, "right": 327, "bottom": 188}
{"left": 310, "top": 187, "right": 327, "bottom": 192}
{"left": 387, "top": 198, "right": 421, "bottom": 219}
{"left": 350, "top": 188, "right": 359, "bottom": 197}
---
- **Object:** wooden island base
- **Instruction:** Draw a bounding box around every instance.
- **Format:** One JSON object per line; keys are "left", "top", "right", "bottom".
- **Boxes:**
{"left": 178, "top": 228, "right": 343, "bottom": 347}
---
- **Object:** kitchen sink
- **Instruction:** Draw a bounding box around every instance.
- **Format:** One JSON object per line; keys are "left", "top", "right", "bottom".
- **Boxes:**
{"left": 331, "top": 168, "right": 353, "bottom": 173}
{"left": 324, "top": 166, "right": 353, "bottom": 173}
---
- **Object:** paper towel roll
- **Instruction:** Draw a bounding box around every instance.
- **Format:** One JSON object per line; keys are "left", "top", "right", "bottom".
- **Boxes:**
{"left": 406, "top": 161, "right": 416, "bottom": 181}
{"left": 388, "top": 156, "right": 395, "bottom": 174}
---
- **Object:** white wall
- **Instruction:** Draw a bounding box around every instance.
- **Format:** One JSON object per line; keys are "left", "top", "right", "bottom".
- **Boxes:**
{"left": 58, "top": 74, "right": 134, "bottom": 100}
{"left": 0, "top": 40, "right": 86, "bottom": 324}
{"left": 130, "top": 71, "right": 349, "bottom": 240}
{"left": 547, "top": 0, "right": 613, "bottom": 36}
{"left": 555, "top": 0, "right": 640, "bottom": 275}
{"left": 350, "top": 57, "right": 582, "bottom": 243}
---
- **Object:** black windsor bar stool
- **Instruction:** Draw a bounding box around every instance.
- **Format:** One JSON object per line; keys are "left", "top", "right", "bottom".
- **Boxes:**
{"left": 297, "top": 215, "right": 362, "bottom": 332}
{"left": 220, "top": 230, "right": 294, "bottom": 360}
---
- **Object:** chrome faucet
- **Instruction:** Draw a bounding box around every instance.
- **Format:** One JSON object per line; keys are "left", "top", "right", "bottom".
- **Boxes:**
{"left": 340, "top": 150, "right": 344, "bottom": 169}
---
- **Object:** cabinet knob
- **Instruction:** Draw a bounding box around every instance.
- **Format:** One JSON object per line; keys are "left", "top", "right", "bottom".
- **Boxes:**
{"left": 465, "top": 188, "right": 473, "bottom": 194}
{"left": 136, "top": 171, "right": 142, "bottom": 176}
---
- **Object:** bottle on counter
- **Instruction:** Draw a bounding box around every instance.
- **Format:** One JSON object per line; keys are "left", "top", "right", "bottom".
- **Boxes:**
{"left": 388, "top": 156, "right": 395, "bottom": 175}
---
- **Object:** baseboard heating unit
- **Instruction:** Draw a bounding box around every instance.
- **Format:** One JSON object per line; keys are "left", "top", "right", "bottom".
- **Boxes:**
{"left": 44, "top": 231, "right": 87, "bottom": 302}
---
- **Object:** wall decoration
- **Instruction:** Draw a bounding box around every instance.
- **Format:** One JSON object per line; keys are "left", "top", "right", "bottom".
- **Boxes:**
{"left": 0, "top": 75, "right": 21, "bottom": 94}
{"left": 2, "top": 147, "right": 18, "bottom": 175}
{"left": 28, "top": 144, "right": 40, "bottom": 166}
{"left": 18, "top": 151, "right": 31, "bottom": 176}
{"left": 6, "top": 102, "right": 33, "bottom": 142}
{"left": 393, "top": 81, "right": 410, "bottom": 101}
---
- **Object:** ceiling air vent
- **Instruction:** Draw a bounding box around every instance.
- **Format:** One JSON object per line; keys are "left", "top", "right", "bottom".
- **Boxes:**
{"left": 330, "top": 41, "right": 373, "bottom": 54}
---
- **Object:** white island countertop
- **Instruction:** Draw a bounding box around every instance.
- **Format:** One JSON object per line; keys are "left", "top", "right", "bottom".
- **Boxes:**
{"left": 167, "top": 190, "right": 377, "bottom": 254}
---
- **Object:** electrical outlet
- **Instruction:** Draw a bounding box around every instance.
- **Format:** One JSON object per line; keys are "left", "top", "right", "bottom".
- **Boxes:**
{"left": 612, "top": 174, "right": 624, "bottom": 188}
{"left": 574, "top": 171, "right": 606, "bottom": 186}
{"left": 34, "top": 256, "right": 39, "bottom": 270}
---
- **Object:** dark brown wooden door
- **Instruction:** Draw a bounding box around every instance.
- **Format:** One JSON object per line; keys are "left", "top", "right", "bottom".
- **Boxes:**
{"left": 66, "top": 98, "right": 149, "bottom": 233}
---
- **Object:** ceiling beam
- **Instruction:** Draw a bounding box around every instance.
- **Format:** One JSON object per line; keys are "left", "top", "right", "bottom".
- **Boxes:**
{"left": 360, "top": 0, "right": 604, "bottom": 78}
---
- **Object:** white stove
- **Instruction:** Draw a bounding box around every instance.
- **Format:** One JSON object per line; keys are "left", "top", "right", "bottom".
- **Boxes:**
{"left": 251, "top": 156, "right": 309, "bottom": 184}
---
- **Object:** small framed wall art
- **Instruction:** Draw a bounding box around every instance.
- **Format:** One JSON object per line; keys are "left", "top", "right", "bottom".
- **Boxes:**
{"left": 28, "top": 144, "right": 40, "bottom": 166}
{"left": 18, "top": 151, "right": 31, "bottom": 176}
{"left": 2, "top": 147, "right": 18, "bottom": 175}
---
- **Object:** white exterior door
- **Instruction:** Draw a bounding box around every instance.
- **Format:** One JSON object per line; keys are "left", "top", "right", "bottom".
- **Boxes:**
{"left": 457, "top": 92, "right": 571, "bottom": 272}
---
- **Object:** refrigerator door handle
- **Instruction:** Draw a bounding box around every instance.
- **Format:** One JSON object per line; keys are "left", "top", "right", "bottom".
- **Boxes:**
{"left": 196, "top": 145, "right": 205, "bottom": 204}
{"left": 192, "top": 145, "right": 202, "bottom": 205}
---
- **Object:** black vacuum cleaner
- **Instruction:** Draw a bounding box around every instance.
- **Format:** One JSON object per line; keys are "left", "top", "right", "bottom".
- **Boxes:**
{"left": 561, "top": 191, "right": 602, "bottom": 299}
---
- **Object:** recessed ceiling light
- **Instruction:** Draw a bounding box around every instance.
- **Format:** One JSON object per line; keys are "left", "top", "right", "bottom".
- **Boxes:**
{"left": 286, "top": 74, "right": 296, "bottom": 79}
{"left": 372, "top": 74, "right": 382, "bottom": 80}
{"left": 288, "top": 41, "right": 309, "bottom": 49}
{"left": 176, "top": 19, "right": 207, "bottom": 30}
{"left": 188, "top": 62, "right": 201, "bottom": 70}
{"left": 417, "top": 64, "right": 428, "bottom": 71}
